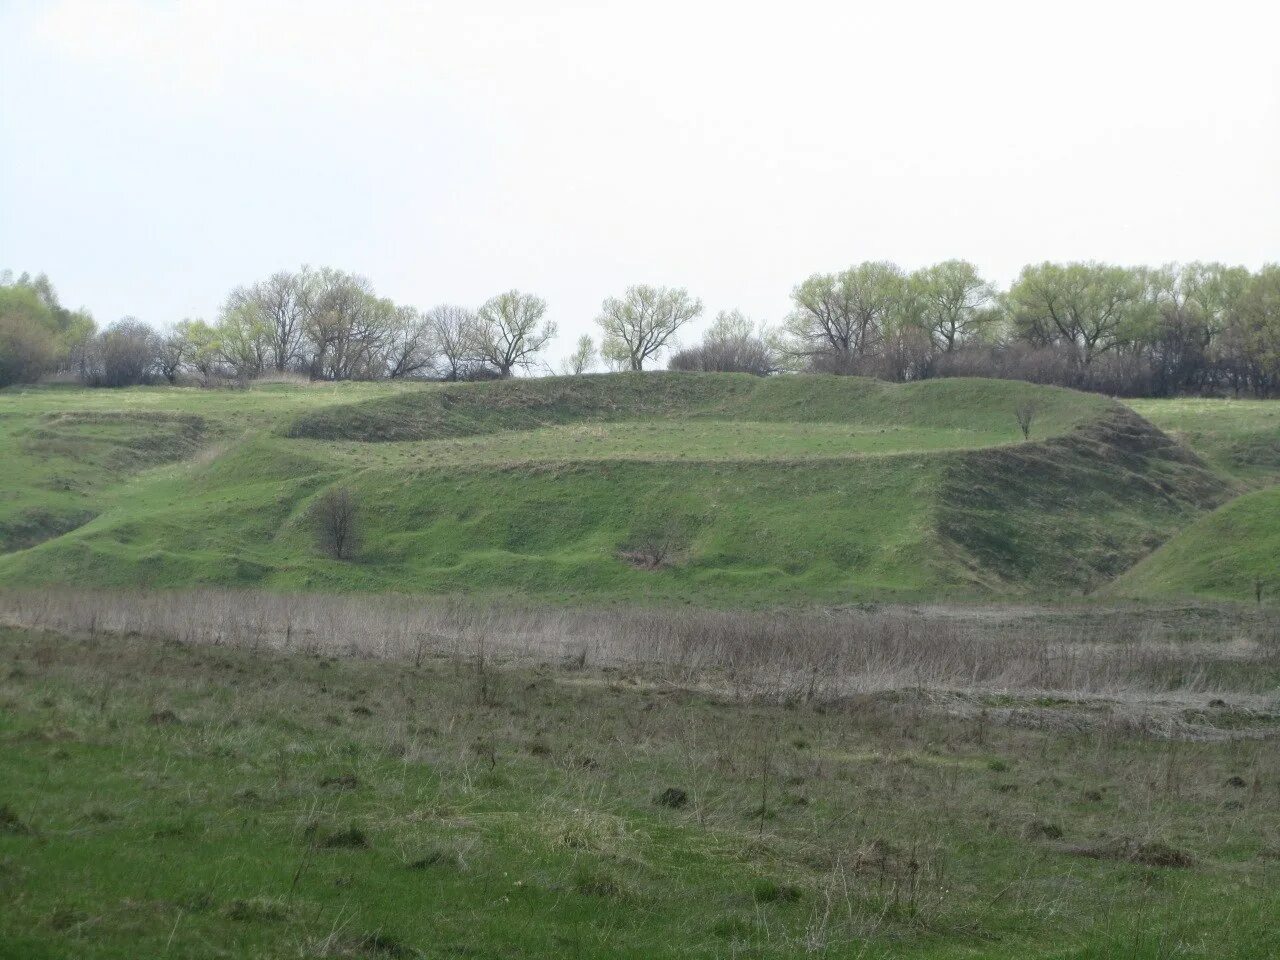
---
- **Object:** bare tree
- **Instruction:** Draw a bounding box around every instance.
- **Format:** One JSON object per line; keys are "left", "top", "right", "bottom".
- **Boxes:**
{"left": 81, "top": 318, "right": 160, "bottom": 387}
{"left": 225, "top": 269, "right": 311, "bottom": 372}
{"left": 156, "top": 327, "right": 190, "bottom": 383}
{"left": 784, "top": 262, "right": 903, "bottom": 371}
{"left": 596, "top": 285, "right": 702, "bottom": 371}
{"left": 1014, "top": 399, "right": 1040, "bottom": 440}
{"left": 304, "top": 269, "right": 391, "bottom": 380}
{"left": 310, "top": 487, "right": 362, "bottom": 560}
{"left": 426, "top": 304, "right": 478, "bottom": 380}
{"left": 473, "top": 290, "right": 556, "bottom": 378}
{"left": 561, "top": 334, "right": 596, "bottom": 375}
{"left": 381, "top": 305, "right": 436, "bottom": 379}
{"left": 619, "top": 519, "right": 687, "bottom": 569}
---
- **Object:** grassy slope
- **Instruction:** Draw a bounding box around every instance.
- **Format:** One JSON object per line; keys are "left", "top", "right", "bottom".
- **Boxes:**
{"left": 1114, "top": 398, "right": 1280, "bottom": 602}
{"left": 1110, "top": 485, "right": 1280, "bottom": 601}
{"left": 0, "top": 382, "right": 416, "bottom": 552}
{"left": 283, "top": 373, "right": 1100, "bottom": 442}
{"left": 0, "top": 375, "right": 1226, "bottom": 603}
{"left": 2, "top": 628, "right": 1278, "bottom": 960}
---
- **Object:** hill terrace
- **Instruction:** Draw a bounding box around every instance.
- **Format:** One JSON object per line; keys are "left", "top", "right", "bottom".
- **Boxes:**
{"left": 0, "top": 373, "right": 1231, "bottom": 603}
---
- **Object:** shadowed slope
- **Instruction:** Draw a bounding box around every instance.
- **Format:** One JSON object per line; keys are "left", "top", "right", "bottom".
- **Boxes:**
{"left": 938, "top": 407, "right": 1226, "bottom": 591}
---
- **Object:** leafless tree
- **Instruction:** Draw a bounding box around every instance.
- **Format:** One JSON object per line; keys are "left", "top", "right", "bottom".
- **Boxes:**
{"left": 596, "top": 285, "right": 702, "bottom": 371}
{"left": 1014, "top": 399, "right": 1040, "bottom": 440}
{"left": 225, "top": 269, "right": 312, "bottom": 372}
{"left": 305, "top": 269, "right": 391, "bottom": 380}
{"left": 426, "top": 304, "right": 479, "bottom": 380}
{"left": 473, "top": 290, "right": 556, "bottom": 378}
{"left": 381, "top": 305, "right": 436, "bottom": 378}
{"left": 156, "top": 328, "right": 189, "bottom": 383}
{"left": 668, "top": 310, "right": 779, "bottom": 375}
{"left": 81, "top": 318, "right": 160, "bottom": 387}
{"left": 619, "top": 520, "right": 687, "bottom": 569}
{"left": 310, "top": 487, "right": 362, "bottom": 560}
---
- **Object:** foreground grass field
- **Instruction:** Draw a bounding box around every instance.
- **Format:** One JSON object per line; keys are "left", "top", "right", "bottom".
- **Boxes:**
{"left": 2, "top": 619, "right": 1277, "bottom": 959}
{"left": 0, "top": 374, "right": 1240, "bottom": 603}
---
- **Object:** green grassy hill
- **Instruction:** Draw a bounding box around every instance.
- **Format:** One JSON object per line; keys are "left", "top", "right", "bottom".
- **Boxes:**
{"left": 1114, "top": 398, "right": 1279, "bottom": 603}
{"left": 0, "top": 374, "right": 1229, "bottom": 604}
{"left": 1109, "top": 485, "right": 1280, "bottom": 602}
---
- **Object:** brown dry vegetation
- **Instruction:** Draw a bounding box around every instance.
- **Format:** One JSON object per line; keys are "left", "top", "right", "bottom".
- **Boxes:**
{"left": 2, "top": 587, "right": 1276, "bottom": 711}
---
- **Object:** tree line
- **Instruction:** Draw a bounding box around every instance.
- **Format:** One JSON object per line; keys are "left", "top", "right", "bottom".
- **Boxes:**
{"left": 1, "top": 260, "right": 1277, "bottom": 396}
{"left": 774, "top": 260, "right": 1280, "bottom": 397}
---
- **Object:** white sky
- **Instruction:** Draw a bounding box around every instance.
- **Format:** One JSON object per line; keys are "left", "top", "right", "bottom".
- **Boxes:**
{"left": 2, "top": 0, "right": 1278, "bottom": 367}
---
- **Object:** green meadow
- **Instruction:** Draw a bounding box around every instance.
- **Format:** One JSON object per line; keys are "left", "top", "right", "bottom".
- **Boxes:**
{"left": 2, "top": 624, "right": 1277, "bottom": 960}
{"left": 1, "top": 374, "right": 1278, "bottom": 959}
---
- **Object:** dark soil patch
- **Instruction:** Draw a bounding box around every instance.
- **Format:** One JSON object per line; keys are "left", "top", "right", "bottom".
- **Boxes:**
{"left": 1062, "top": 838, "right": 1193, "bottom": 868}
{"left": 320, "top": 773, "right": 360, "bottom": 790}
{"left": 318, "top": 824, "right": 370, "bottom": 849}
{"left": 656, "top": 787, "right": 689, "bottom": 809}
{"left": 0, "top": 803, "right": 31, "bottom": 835}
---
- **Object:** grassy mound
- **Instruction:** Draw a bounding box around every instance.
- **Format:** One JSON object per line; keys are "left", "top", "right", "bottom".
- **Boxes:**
{"left": 1110, "top": 484, "right": 1280, "bottom": 601}
{"left": 284, "top": 372, "right": 1103, "bottom": 442}
{"left": 939, "top": 407, "right": 1226, "bottom": 588}
{"left": 1117, "top": 398, "right": 1279, "bottom": 602}
{"left": 0, "top": 374, "right": 1229, "bottom": 603}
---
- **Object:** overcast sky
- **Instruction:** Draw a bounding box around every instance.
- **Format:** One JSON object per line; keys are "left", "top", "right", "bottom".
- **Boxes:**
{"left": 2, "top": 0, "right": 1277, "bottom": 365}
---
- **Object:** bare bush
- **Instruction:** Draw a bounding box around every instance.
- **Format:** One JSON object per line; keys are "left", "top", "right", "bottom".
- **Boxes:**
{"left": 310, "top": 487, "right": 362, "bottom": 560}
{"left": 1014, "top": 399, "right": 1040, "bottom": 440}
{"left": 668, "top": 338, "right": 776, "bottom": 375}
{"left": 80, "top": 319, "right": 161, "bottom": 387}
{"left": 618, "top": 521, "right": 687, "bottom": 569}
{"left": 670, "top": 310, "right": 780, "bottom": 375}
